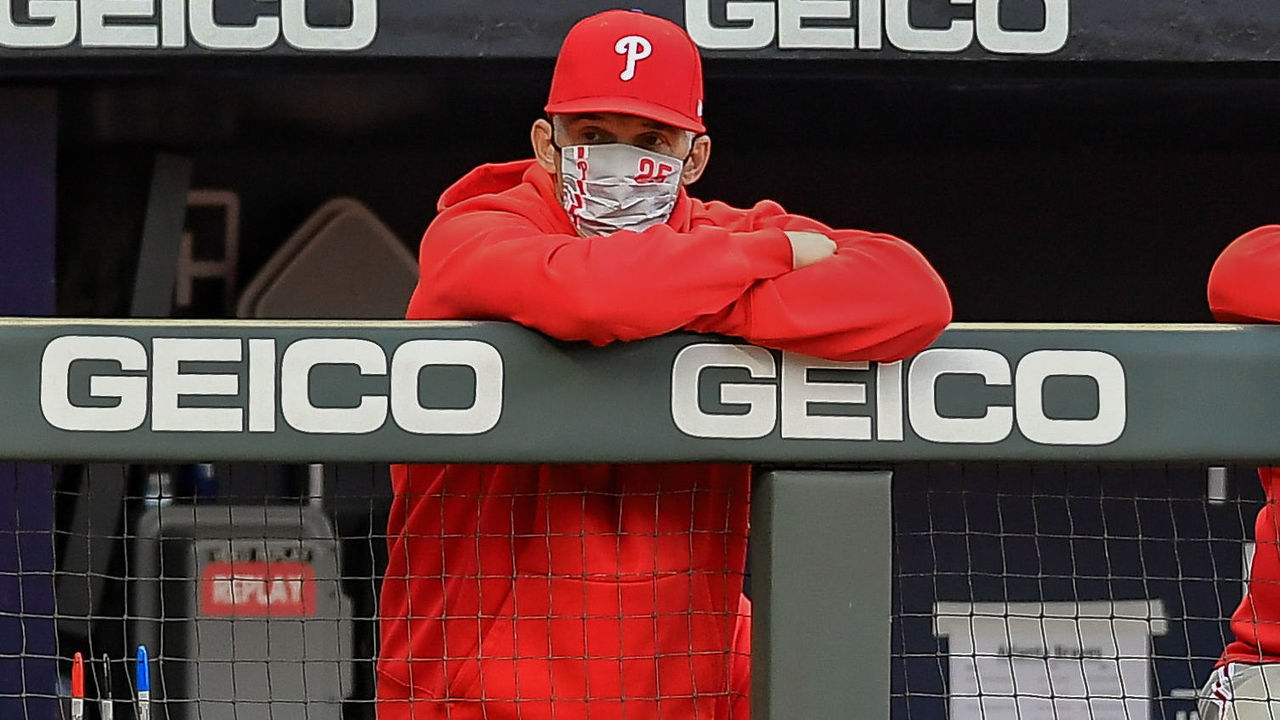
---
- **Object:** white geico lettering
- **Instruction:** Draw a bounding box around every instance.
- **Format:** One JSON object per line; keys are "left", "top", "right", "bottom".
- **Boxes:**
{"left": 685, "top": 0, "right": 1068, "bottom": 55}
{"left": 41, "top": 336, "right": 148, "bottom": 431}
{"left": 39, "top": 335, "right": 502, "bottom": 435}
{"left": 672, "top": 344, "right": 777, "bottom": 439}
{"left": 671, "top": 343, "right": 903, "bottom": 441}
{"left": 907, "top": 348, "right": 1124, "bottom": 445}
{"left": 0, "top": 0, "right": 377, "bottom": 50}
{"left": 908, "top": 348, "right": 1012, "bottom": 443}
{"left": 671, "top": 344, "right": 1125, "bottom": 446}
{"left": 389, "top": 339, "right": 503, "bottom": 435}
{"left": 152, "top": 337, "right": 242, "bottom": 431}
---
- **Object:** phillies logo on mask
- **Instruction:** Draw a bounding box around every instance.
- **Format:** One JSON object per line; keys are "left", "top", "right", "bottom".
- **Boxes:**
{"left": 615, "top": 35, "right": 653, "bottom": 81}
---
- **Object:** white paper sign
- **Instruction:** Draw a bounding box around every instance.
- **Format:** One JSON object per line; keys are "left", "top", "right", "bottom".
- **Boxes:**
{"left": 934, "top": 599, "right": 1168, "bottom": 720}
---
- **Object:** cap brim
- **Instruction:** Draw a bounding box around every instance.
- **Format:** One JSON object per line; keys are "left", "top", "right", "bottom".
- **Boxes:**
{"left": 545, "top": 96, "right": 705, "bottom": 133}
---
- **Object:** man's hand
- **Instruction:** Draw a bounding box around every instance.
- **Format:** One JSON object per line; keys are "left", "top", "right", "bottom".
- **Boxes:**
{"left": 785, "top": 231, "right": 837, "bottom": 270}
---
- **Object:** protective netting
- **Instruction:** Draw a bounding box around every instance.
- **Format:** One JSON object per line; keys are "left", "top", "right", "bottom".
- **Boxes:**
{"left": 378, "top": 463, "right": 751, "bottom": 718}
{"left": 0, "top": 461, "right": 1265, "bottom": 718}
{"left": 893, "top": 463, "right": 1258, "bottom": 720}
{"left": 44, "top": 462, "right": 391, "bottom": 720}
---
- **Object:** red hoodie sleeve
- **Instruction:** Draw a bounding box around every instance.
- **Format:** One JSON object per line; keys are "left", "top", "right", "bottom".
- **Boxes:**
{"left": 686, "top": 205, "right": 952, "bottom": 362}
{"left": 413, "top": 205, "right": 795, "bottom": 345}
{"left": 1208, "top": 225, "right": 1280, "bottom": 323}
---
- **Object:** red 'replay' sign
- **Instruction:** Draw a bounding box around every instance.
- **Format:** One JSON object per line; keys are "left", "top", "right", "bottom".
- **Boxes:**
{"left": 199, "top": 561, "right": 317, "bottom": 617}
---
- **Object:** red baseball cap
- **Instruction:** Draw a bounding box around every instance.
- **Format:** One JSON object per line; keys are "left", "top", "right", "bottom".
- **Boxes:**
{"left": 545, "top": 10, "right": 706, "bottom": 133}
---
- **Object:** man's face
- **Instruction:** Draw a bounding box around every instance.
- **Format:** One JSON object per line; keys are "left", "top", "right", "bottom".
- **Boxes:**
{"left": 531, "top": 112, "right": 712, "bottom": 201}
{"left": 554, "top": 112, "right": 694, "bottom": 158}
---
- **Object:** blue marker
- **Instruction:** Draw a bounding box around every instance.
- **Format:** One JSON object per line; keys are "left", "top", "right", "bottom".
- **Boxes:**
{"left": 135, "top": 646, "right": 151, "bottom": 720}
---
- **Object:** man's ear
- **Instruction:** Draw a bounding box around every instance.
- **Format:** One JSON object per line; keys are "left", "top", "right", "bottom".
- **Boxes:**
{"left": 681, "top": 134, "right": 712, "bottom": 186}
{"left": 532, "top": 119, "right": 558, "bottom": 175}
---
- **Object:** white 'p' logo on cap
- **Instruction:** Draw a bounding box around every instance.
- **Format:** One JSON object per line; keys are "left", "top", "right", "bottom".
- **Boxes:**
{"left": 615, "top": 35, "right": 652, "bottom": 81}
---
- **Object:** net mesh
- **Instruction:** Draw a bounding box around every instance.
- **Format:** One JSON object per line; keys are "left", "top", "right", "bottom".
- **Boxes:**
{"left": 379, "top": 462, "right": 749, "bottom": 718}
{"left": 893, "top": 463, "right": 1257, "bottom": 720}
{"left": 46, "top": 461, "right": 392, "bottom": 720}
{"left": 0, "top": 460, "right": 1265, "bottom": 718}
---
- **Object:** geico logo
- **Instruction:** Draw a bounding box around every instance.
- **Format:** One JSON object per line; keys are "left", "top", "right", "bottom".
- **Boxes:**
{"left": 685, "top": 0, "right": 1069, "bottom": 55}
{"left": 671, "top": 344, "right": 1125, "bottom": 445}
{"left": 39, "top": 336, "right": 502, "bottom": 434}
{"left": 0, "top": 0, "right": 376, "bottom": 50}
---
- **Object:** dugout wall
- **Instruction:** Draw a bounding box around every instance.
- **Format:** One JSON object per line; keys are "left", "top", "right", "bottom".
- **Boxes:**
{"left": 0, "top": 319, "right": 1276, "bottom": 719}
{"left": 6, "top": 2, "right": 1280, "bottom": 718}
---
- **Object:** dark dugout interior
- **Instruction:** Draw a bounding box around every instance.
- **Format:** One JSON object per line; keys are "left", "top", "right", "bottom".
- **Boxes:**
{"left": 55, "top": 60, "right": 1280, "bottom": 321}
{"left": 41, "top": 60, "right": 1280, "bottom": 716}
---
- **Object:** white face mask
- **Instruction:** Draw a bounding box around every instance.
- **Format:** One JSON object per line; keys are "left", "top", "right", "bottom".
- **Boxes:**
{"left": 559, "top": 143, "right": 684, "bottom": 236}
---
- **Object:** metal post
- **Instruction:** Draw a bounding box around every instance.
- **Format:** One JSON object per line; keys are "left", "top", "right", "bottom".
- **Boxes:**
{"left": 751, "top": 470, "right": 893, "bottom": 720}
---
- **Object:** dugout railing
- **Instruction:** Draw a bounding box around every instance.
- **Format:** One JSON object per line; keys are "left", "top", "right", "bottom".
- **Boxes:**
{"left": 2, "top": 319, "right": 1275, "bottom": 720}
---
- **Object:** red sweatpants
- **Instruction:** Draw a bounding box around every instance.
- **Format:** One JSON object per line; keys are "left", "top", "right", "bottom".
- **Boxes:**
{"left": 378, "top": 595, "right": 752, "bottom": 720}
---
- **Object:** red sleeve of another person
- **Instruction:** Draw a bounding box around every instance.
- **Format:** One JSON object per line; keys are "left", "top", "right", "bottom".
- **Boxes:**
{"left": 1208, "top": 225, "right": 1280, "bottom": 322}
{"left": 1209, "top": 229, "right": 1280, "bottom": 664}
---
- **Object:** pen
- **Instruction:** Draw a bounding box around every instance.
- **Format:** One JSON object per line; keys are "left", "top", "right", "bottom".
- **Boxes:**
{"left": 135, "top": 646, "right": 150, "bottom": 720}
{"left": 99, "top": 653, "right": 113, "bottom": 720}
{"left": 70, "top": 652, "right": 84, "bottom": 720}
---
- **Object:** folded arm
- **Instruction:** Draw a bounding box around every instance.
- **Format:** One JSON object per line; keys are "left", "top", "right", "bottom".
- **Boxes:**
{"left": 412, "top": 208, "right": 794, "bottom": 345}
{"left": 686, "top": 206, "right": 952, "bottom": 362}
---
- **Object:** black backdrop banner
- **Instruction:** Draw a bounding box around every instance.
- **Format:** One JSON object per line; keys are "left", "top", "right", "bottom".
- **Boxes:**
{"left": 1, "top": 0, "right": 1278, "bottom": 62}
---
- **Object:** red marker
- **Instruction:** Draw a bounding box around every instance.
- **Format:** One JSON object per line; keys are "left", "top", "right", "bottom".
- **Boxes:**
{"left": 70, "top": 652, "right": 84, "bottom": 720}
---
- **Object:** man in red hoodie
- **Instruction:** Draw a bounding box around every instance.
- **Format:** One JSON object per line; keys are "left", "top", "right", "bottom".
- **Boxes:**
{"left": 377, "top": 9, "right": 952, "bottom": 720}
{"left": 1202, "top": 226, "right": 1280, "bottom": 719}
